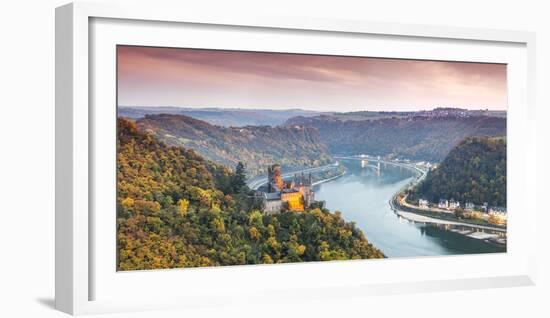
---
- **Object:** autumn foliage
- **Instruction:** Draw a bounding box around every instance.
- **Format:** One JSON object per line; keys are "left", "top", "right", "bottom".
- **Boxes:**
{"left": 117, "top": 118, "right": 384, "bottom": 271}
{"left": 409, "top": 136, "right": 506, "bottom": 207}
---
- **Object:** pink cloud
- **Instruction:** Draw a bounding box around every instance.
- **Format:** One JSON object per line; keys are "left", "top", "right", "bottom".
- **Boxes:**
{"left": 117, "top": 46, "right": 507, "bottom": 111}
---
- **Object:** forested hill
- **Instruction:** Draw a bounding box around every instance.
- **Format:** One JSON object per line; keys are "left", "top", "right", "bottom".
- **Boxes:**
{"left": 285, "top": 115, "right": 506, "bottom": 162}
{"left": 136, "top": 114, "right": 332, "bottom": 176}
{"left": 117, "top": 118, "right": 384, "bottom": 270}
{"left": 119, "top": 106, "right": 322, "bottom": 127}
{"left": 409, "top": 136, "right": 506, "bottom": 207}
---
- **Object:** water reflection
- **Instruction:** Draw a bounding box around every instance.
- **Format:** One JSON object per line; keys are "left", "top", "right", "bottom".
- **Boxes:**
{"left": 314, "top": 160, "right": 504, "bottom": 258}
{"left": 420, "top": 225, "right": 505, "bottom": 254}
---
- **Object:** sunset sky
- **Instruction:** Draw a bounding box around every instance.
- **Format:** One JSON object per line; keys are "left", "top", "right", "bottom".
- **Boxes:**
{"left": 117, "top": 46, "right": 508, "bottom": 112}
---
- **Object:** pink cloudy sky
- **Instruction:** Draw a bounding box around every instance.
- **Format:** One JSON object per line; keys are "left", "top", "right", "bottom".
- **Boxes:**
{"left": 117, "top": 45, "right": 507, "bottom": 112}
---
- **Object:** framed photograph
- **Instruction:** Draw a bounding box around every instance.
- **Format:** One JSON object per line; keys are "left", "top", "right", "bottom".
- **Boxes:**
{"left": 56, "top": 2, "right": 537, "bottom": 315}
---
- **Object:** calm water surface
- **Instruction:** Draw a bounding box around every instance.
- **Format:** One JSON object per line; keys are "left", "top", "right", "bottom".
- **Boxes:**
{"left": 314, "top": 160, "right": 504, "bottom": 257}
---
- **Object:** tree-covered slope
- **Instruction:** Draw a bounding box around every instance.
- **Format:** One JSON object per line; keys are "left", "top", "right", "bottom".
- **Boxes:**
{"left": 119, "top": 106, "right": 323, "bottom": 127}
{"left": 285, "top": 115, "right": 506, "bottom": 162}
{"left": 117, "top": 118, "right": 383, "bottom": 271}
{"left": 409, "top": 136, "right": 506, "bottom": 207}
{"left": 136, "top": 114, "right": 332, "bottom": 176}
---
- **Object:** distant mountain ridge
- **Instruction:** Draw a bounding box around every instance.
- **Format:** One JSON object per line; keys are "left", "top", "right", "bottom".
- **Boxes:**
{"left": 284, "top": 114, "right": 506, "bottom": 162}
{"left": 119, "top": 106, "right": 323, "bottom": 127}
{"left": 135, "top": 114, "right": 332, "bottom": 176}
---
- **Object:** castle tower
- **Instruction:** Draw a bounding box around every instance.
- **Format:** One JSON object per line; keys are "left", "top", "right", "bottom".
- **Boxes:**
{"left": 267, "top": 164, "right": 284, "bottom": 192}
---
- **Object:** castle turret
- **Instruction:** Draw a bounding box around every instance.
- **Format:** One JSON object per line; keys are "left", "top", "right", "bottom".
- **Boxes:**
{"left": 267, "top": 164, "right": 284, "bottom": 192}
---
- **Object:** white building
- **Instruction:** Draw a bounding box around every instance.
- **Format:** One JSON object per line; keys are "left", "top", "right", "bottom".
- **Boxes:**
{"left": 449, "top": 199, "right": 460, "bottom": 210}
{"left": 438, "top": 199, "right": 449, "bottom": 209}
{"left": 488, "top": 207, "right": 507, "bottom": 224}
{"left": 481, "top": 202, "right": 489, "bottom": 212}
{"left": 489, "top": 207, "right": 507, "bottom": 216}
{"left": 419, "top": 199, "right": 429, "bottom": 208}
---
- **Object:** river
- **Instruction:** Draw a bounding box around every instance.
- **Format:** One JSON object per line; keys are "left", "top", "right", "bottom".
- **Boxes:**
{"left": 314, "top": 159, "right": 505, "bottom": 258}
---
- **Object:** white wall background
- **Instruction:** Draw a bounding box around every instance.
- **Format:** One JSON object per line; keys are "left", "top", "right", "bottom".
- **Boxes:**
{"left": 0, "top": 0, "right": 547, "bottom": 317}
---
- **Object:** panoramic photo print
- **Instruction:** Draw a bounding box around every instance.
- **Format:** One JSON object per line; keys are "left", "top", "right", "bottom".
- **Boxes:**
{"left": 116, "top": 45, "right": 507, "bottom": 271}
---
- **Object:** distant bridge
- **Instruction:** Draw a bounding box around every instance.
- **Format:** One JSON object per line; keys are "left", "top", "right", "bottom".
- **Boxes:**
{"left": 358, "top": 159, "right": 381, "bottom": 171}
{"left": 333, "top": 156, "right": 426, "bottom": 176}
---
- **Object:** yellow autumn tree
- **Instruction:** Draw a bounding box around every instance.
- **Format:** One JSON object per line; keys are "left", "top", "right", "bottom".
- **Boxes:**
{"left": 177, "top": 199, "right": 189, "bottom": 217}
{"left": 267, "top": 224, "right": 276, "bottom": 237}
{"left": 121, "top": 197, "right": 135, "bottom": 208}
{"left": 262, "top": 254, "right": 274, "bottom": 264}
{"left": 296, "top": 244, "right": 306, "bottom": 256}
{"left": 211, "top": 217, "right": 225, "bottom": 233}
{"left": 249, "top": 226, "right": 261, "bottom": 241}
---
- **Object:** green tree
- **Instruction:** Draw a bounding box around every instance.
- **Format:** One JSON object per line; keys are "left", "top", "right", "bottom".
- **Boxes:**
{"left": 232, "top": 161, "right": 247, "bottom": 193}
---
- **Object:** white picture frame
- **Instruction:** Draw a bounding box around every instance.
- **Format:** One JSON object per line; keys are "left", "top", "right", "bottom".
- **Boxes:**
{"left": 55, "top": 1, "right": 537, "bottom": 315}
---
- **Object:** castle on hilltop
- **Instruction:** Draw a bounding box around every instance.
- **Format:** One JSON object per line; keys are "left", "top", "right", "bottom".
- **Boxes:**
{"left": 260, "top": 164, "right": 317, "bottom": 214}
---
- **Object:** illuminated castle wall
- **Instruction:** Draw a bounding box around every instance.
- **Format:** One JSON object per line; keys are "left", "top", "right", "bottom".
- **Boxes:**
{"left": 262, "top": 164, "right": 315, "bottom": 213}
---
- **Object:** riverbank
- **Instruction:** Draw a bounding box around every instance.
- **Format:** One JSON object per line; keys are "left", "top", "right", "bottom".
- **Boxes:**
{"left": 333, "top": 157, "right": 507, "bottom": 240}
{"left": 391, "top": 195, "right": 506, "bottom": 229}
{"left": 393, "top": 207, "right": 506, "bottom": 232}
{"left": 364, "top": 156, "right": 509, "bottom": 246}
{"left": 389, "top": 193, "right": 507, "bottom": 247}
{"left": 312, "top": 170, "right": 346, "bottom": 186}
{"left": 395, "top": 209, "right": 506, "bottom": 245}
{"left": 246, "top": 163, "right": 342, "bottom": 190}
{"left": 313, "top": 159, "right": 506, "bottom": 256}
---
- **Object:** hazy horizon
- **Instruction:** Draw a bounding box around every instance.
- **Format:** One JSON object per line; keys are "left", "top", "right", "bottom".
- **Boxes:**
{"left": 118, "top": 46, "right": 508, "bottom": 112}
{"left": 118, "top": 105, "right": 507, "bottom": 112}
